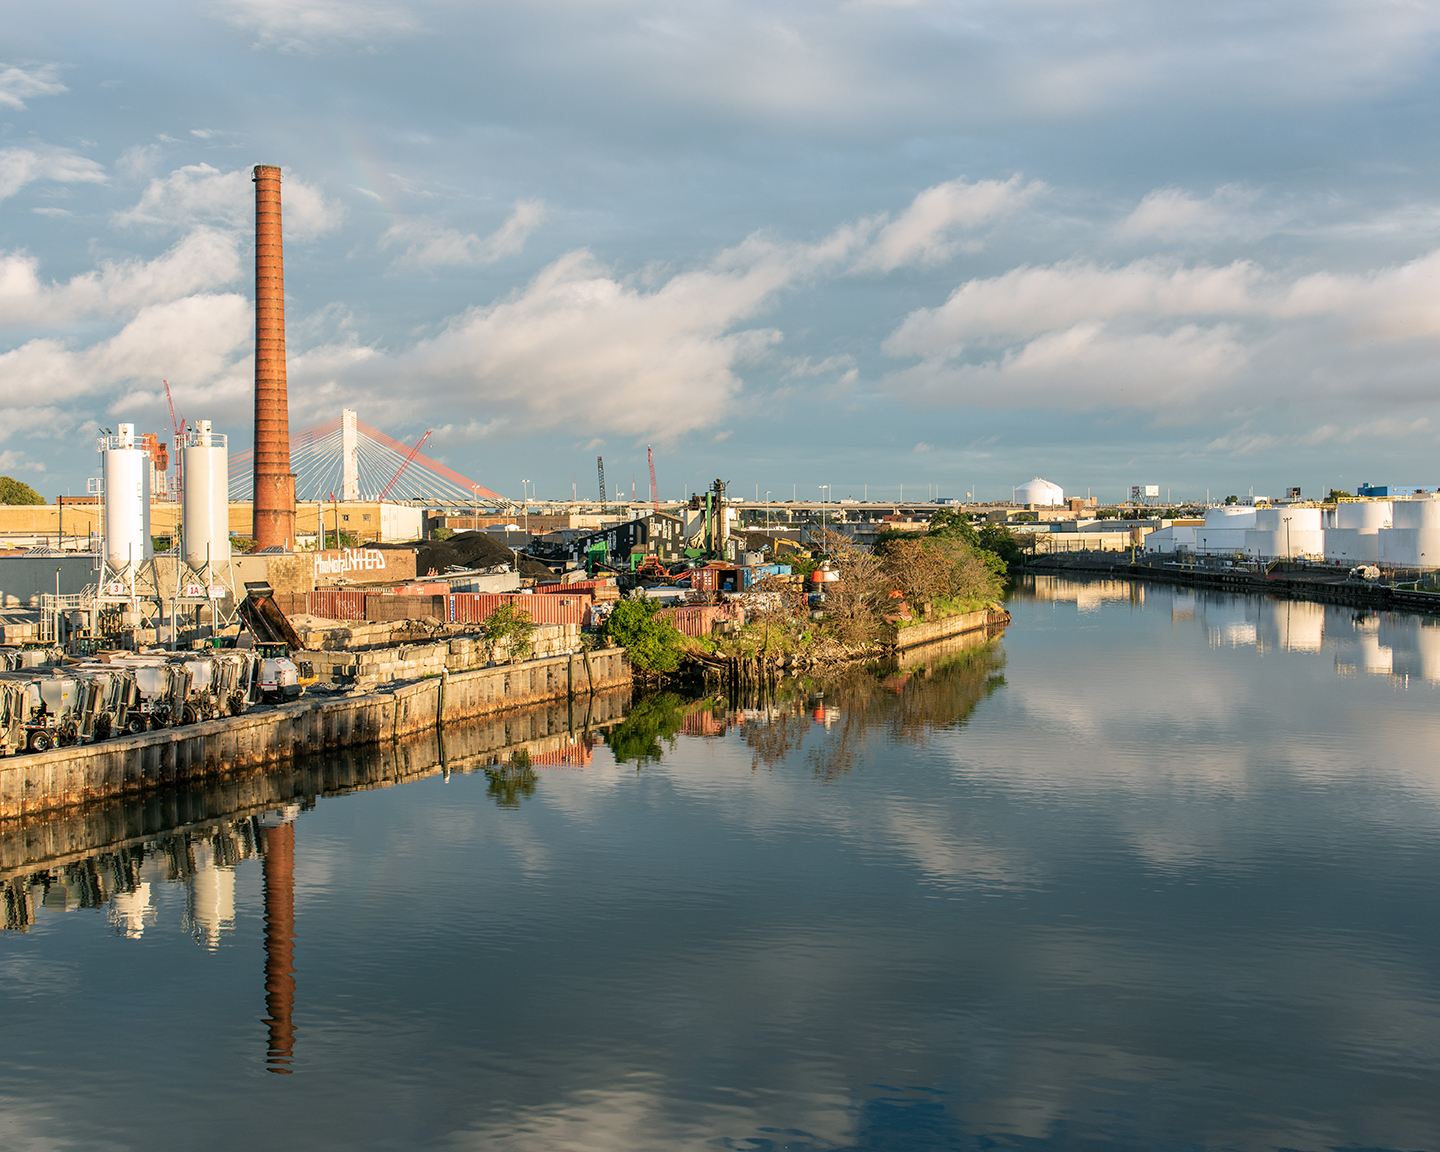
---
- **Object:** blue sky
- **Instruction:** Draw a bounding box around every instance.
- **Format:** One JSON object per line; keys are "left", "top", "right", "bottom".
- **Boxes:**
{"left": 4, "top": 0, "right": 1440, "bottom": 504}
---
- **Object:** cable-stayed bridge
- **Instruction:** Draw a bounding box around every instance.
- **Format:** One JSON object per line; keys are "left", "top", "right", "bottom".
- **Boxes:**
{"left": 228, "top": 411, "right": 501, "bottom": 504}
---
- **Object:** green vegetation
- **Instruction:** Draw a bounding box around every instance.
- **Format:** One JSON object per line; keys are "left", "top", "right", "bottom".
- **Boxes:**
{"left": 482, "top": 601, "right": 538, "bottom": 662}
{"left": 1326, "top": 489, "right": 1353, "bottom": 503}
{"left": 432, "top": 526, "right": 455, "bottom": 540}
{"left": 605, "top": 691, "right": 689, "bottom": 764}
{"left": 604, "top": 596, "right": 685, "bottom": 674}
{"left": 976, "top": 522, "right": 1023, "bottom": 569}
{"left": 0, "top": 477, "right": 44, "bottom": 505}
{"left": 485, "top": 751, "right": 537, "bottom": 807}
{"left": 150, "top": 535, "right": 172, "bottom": 552}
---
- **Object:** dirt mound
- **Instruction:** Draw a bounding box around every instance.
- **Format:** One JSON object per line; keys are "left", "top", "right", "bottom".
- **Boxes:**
{"left": 377, "top": 532, "right": 554, "bottom": 579}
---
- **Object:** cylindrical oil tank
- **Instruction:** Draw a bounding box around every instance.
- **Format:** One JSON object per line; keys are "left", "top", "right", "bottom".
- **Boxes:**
{"left": 1379, "top": 497, "right": 1440, "bottom": 567}
{"left": 182, "top": 420, "right": 230, "bottom": 570}
{"left": 1335, "top": 501, "right": 1392, "bottom": 531}
{"left": 102, "top": 423, "right": 152, "bottom": 571}
{"left": 1204, "top": 506, "right": 1257, "bottom": 530}
{"left": 1246, "top": 507, "right": 1323, "bottom": 559}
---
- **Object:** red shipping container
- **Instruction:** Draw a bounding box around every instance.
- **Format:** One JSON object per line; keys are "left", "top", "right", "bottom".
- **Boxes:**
{"left": 305, "top": 589, "right": 367, "bottom": 620}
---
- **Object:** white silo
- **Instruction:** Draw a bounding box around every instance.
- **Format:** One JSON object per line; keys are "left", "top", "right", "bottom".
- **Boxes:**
{"left": 102, "top": 424, "right": 152, "bottom": 572}
{"left": 1014, "top": 477, "right": 1065, "bottom": 506}
{"left": 182, "top": 420, "right": 230, "bottom": 572}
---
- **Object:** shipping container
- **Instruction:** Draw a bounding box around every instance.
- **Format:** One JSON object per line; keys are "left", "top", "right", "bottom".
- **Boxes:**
{"left": 448, "top": 593, "right": 590, "bottom": 626}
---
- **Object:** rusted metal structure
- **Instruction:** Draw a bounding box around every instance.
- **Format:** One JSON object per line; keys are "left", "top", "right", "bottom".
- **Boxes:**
{"left": 252, "top": 165, "right": 296, "bottom": 551}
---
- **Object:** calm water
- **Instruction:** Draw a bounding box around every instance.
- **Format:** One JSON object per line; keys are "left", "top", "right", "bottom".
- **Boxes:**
{"left": 4, "top": 576, "right": 1440, "bottom": 1151}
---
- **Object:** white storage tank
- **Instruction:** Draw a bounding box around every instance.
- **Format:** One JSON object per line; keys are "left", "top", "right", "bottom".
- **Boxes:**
{"left": 1015, "top": 477, "right": 1064, "bottom": 506}
{"left": 182, "top": 420, "right": 230, "bottom": 571}
{"left": 1203, "top": 506, "right": 1258, "bottom": 530}
{"left": 1244, "top": 507, "right": 1322, "bottom": 559}
{"left": 1379, "top": 498, "right": 1440, "bottom": 568}
{"left": 1324, "top": 500, "right": 1391, "bottom": 563}
{"left": 101, "top": 423, "right": 152, "bottom": 572}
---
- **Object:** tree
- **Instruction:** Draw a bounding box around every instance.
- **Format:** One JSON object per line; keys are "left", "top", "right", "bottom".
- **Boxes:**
{"left": 813, "top": 529, "right": 892, "bottom": 645}
{"left": 604, "top": 596, "right": 684, "bottom": 673}
{"left": 925, "top": 507, "right": 980, "bottom": 546}
{"left": 482, "top": 602, "right": 537, "bottom": 663}
{"left": 0, "top": 477, "right": 44, "bottom": 505}
{"left": 1326, "top": 489, "right": 1353, "bottom": 503}
{"left": 1224, "top": 495, "right": 1239, "bottom": 505}
{"left": 881, "top": 536, "right": 1004, "bottom": 611}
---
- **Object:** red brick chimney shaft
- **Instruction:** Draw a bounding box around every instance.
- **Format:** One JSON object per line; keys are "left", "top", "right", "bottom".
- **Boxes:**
{"left": 252, "top": 164, "right": 296, "bottom": 550}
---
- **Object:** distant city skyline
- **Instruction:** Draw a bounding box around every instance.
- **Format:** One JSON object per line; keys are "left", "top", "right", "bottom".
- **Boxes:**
{"left": 5, "top": 0, "right": 1440, "bottom": 502}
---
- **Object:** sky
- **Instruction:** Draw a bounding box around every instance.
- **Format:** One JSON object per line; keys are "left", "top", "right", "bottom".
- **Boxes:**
{"left": 3, "top": 0, "right": 1440, "bottom": 505}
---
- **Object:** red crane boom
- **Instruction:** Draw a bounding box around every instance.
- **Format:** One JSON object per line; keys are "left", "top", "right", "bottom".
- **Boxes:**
{"left": 162, "top": 379, "right": 184, "bottom": 500}
{"left": 379, "top": 431, "right": 433, "bottom": 502}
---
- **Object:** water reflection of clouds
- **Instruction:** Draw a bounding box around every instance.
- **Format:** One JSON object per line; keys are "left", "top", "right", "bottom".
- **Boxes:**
{"left": 1030, "top": 575, "right": 1440, "bottom": 686}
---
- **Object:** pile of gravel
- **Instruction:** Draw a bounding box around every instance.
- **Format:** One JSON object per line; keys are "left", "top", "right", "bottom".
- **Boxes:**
{"left": 375, "top": 532, "right": 556, "bottom": 579}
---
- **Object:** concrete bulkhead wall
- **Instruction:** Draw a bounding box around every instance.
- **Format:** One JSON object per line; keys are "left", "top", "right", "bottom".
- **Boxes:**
{"left": 0, "top": 687, "right": 632, "bottom": 886}
{"left": 0, "top": 647, "right": 630, "bottom": 820}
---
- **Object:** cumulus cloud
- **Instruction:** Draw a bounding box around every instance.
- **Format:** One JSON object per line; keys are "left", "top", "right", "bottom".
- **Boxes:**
{"left": 852, "top": 176, "right": 1045, "bottom": 272}
{"left": 0, "top": 145, "right": 106, "bottom": 202}
{"left": 0, "top": 63, "right": 67, "bottom": 110}
{"left": 884, "top": 259, "right": 1260, "bottom": 355}
{"left": 114, "top": 163, "right": 344, "bottom": 240}
{"left": 372, "top": 247, "right": 791, "bottom": 439}
{"left": 1117, "top": 184, "right": 1266, "bottom": 242}
{"left": 888, "top": 321, "right": 1248, "bottom": 412}
{"left": 882, "top": 247, "right": 1440, "bottom": 416}
{"left": 0, "top": 294, "right": 250, "bottom": 404}
{"left": 216, "top": 0, "right": 423, "bottom": 51}
{"left": 383, "top": 200, "right": 547, "bottom": 270}
{"left": 0, "top": 229, "right": 242, "bottom": 327}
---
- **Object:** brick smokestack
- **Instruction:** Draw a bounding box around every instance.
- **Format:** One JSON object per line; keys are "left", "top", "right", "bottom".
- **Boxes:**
{"left": 252, "top": 164, "right": 296, "bottom": 551}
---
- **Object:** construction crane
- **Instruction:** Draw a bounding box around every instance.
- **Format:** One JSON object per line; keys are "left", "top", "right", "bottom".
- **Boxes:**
{"left": 378, "top": 431, "right": 433, "bottom": 501}
{"left": 647, "top": 444, "right": 659, "bottom": 515}
{"left": 162, "top": 379, "right": 184, "bottom": 500}
{"left": 597, "top": 455, "right": 606, "bottom": 504}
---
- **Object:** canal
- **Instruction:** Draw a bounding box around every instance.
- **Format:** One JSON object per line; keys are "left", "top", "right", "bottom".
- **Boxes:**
{"left": 2, "top": 576, "right": 1439, "bottom": 1150}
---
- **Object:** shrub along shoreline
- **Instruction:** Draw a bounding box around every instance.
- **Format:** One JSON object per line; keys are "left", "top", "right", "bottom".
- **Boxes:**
{"left": 603, "top": 511, "right": 1016, "bottom": 684}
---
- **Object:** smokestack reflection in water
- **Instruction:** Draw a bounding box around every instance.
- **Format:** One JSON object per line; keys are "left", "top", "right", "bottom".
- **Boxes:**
{"left": 261, "top": 816, "right": 296, "bottom": 1073}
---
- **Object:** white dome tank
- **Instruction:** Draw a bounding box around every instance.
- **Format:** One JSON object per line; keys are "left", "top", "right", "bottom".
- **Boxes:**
{"left": 102, "top": 424, "right": 152, "bottom": 571}
{"left": 182, "top": 420, "right": 230, "bottom": 571}
{"left": 1015, "top": 477, "right": 1064, "bottom": 506}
